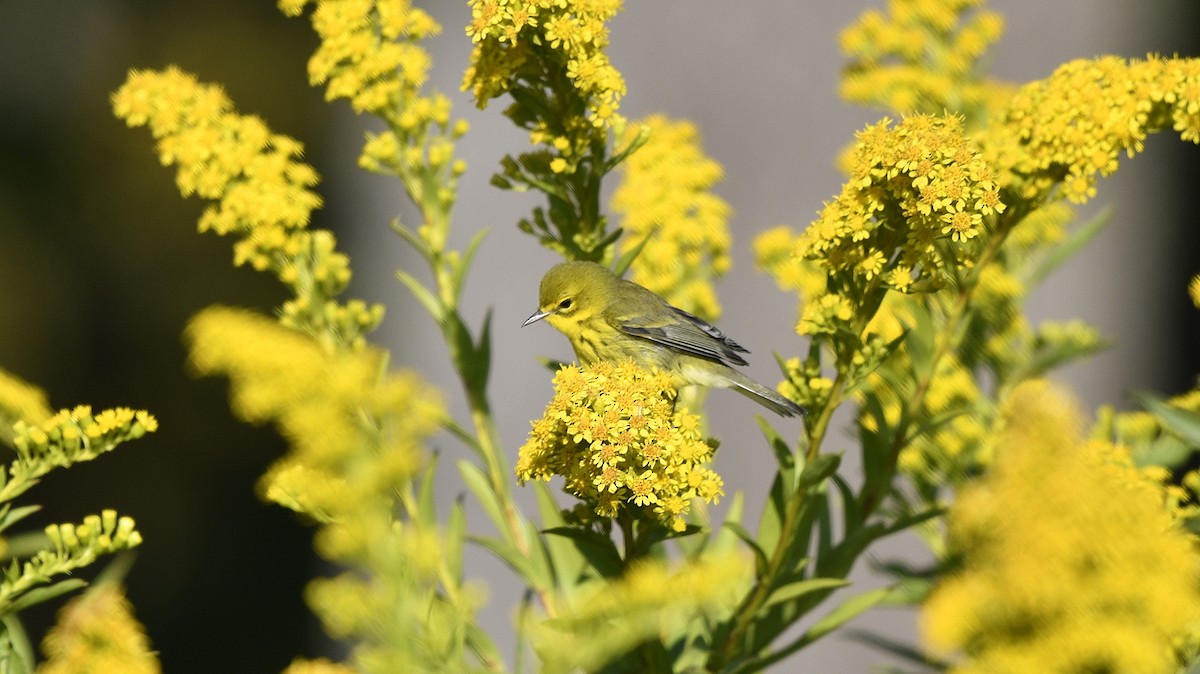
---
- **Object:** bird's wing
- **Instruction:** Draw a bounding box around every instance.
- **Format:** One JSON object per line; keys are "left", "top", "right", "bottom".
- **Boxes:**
{"left": 615, "top": 291, "right": 750, "bottom": 367}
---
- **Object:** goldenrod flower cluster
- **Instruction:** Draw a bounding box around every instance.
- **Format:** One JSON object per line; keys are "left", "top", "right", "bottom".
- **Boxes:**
{"left": 186, "top": 307, "right": 439, "bottom": 521}
{"left": 5, "top": 406, "right": 157, "bottom": 503}
{"left": 517, "top": 362, "right": 722, "bottom": 532}
{"left": 530, "top": 553, "right": 748, "bottom": 672}
{"left": 187, "top": 308, "right": 474, "bottom": 673}
{"left": 1, "top": 510, "right": 143, "bottom": 615}
{"left": 111, "top": 68, "right": 382, "bottom": 350}
{"left": 464, "top": 0, "right": 626, "bottom": 130}
{"left": 840, "top": 0, "right": 1013, "bottom": 122}
{"left": 611, "top": 116, "right": 732, "bottom": 322}
{"left": 281, "top": 0, "right": 468, "bottom": 213}
{"left": 40, "top": 586, "right": 160, "bottom": 674}
{"left": 798, "top": 114, "right": 1002, "bottom": 316}
{"left": 923, "top": 382, "right": 1200, "bottom": 674}
{"left": 280, "top": 0, "right": 439, "bottom": 114}
{"left": 985, "top": 55, "right": 1200, "bottom": 203}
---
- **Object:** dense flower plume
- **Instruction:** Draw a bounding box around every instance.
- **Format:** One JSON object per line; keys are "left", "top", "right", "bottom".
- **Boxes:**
{"left": 611, "top": 115, "right": 732, "bottom": 322}
{"left": 517, "top": 362, "right": 722, "bottom": 532}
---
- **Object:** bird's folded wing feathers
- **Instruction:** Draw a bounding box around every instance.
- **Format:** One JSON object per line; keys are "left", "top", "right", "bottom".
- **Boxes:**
{"left": 619, "top": 307, "right": 750, "bottom": 367}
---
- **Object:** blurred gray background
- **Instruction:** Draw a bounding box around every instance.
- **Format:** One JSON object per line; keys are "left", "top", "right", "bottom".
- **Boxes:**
{"left": 1, "top": 1, "right": 1197, "bottom": 672}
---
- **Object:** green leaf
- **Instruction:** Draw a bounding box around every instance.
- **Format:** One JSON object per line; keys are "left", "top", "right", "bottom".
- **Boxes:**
{"left": 469, "top": 534, "right": 544, "bottom": 587}
{"left": 1133, "top": 434, "right": 1193, "bottom": 470}
{"left": 1135, "top": 390, "right": 1200, "bottom": 447}
{"left": 831, "top": 473, "right": 861, "bottom": 532}
{"left": 453, "top": 228, "right": 491, "bottom": 304}
{"left": 757, "top": 416, "right": 796, "bottom": 486}
{"left": 457, "top": 460, "right": 508, "bottom": 535}
{"left": 611, "top": 231, "right": 653, "bottom": 277}
{"left": 1026, "top": 205, "right": 1113, "bottom": 289}
{"left": 788, "top": 586, "right": 893, "bottom": 650}
{"left": 0, "top": 617, "right": 33, "bottom": 674}
{"left": 446, "top": 498, "right": 467, "bottom": 580}
{"left": 605, "top": 123, "right": 652, "bottom": 172}
{"left": 533, "top": 484, "right": 585, "bottom": 586}
{"left": 798, "top": 453, "right": 840, "bottom": 490}
{"left": 762, "top": 578, "right": 849, "bottom": 610}
{"left": 541, "top": 527, "right": 623, "bottom": 578}
{"left": 415, "top": 453, "right": 439, "bottom": 526}
{"left": 756, "top": 472, "right": 788, "bottom": 553}
{"left": 490, "top": 173, "right": 515, "bottom": 190}
{"left": 0, "top": 506, "right": 40, "bottom": 536}
{"left": 6, "top": 579, "right": 87, "bottom": 615}
{"left": 723, "top": 521, "right": 769, "bottom": 578}
{"left": 396, "top": 269, "right": 445, "bottom": 324}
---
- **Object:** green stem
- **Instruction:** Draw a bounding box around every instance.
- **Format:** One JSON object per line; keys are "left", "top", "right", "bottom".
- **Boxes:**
{"left": 709, "top": 373, "right": 848, "bottom": 671}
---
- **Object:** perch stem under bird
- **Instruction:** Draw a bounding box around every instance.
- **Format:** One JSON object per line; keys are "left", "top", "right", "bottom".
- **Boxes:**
{"left": 523, "top": 261, "right": 806, "bottom": 417}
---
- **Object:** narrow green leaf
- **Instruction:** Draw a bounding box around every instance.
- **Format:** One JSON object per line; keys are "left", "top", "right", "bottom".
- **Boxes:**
{"left": 468, "top": 534, "right": 542, "bottom": 586}
{"left": 6, "top": 579, "right": 87, "bottom": 614}
{"left": 1026, "top": 205, "right": 1113, "bottom": 289}
{"left": 466, "top": 620, "right": 506, "bottom": 672}
{"left": 757, "top": 416, "right": 796, "bottom": 485}
{"left": 1135, "top": 390, "right": 1200, "bottom": 447}
{"left": 474, "top": 308, "right": 494, "bottom": 388}
{"left": 446, "top": 498, "right": 467, "bottom": 580}
{"left": 831, "top": 473, "right": 861, "bottom": 532}
{"left": 415, "top": 453, "right": 439, "bottom": 525}
{"left": 453, "top": 228, "right": 491, "bottom": 304}
{"left": 396, "top": 269, "right": 445, "bottom": 324}
{"left": 723, "top": 521, "right": 769, "bottom": 578}
{"left": 391, "top": 220, "right": 431, "bottom": 257}
{"left": 762, "top": 577, "right": 850, "bottom": 610}
{"left": 605, "top": 123, "right": 652, "bottom": 172}
{"left": 798, "top": 453, "right": 840, "bottom": 490}
{"left": 789, "top": 586, "right": 893, "bottom": 650}
{"left": 756, "top": 473, "right": 787, "bottom": 552}
{"left": 1133, "top": 434, "right": 1193, "bottom": 470}
{"left": 533, "top": 483, "right": 585, "bottom": 586}
{"left": 0, "top": 617, "right": 33, "bottom": 674}
{"left": 456, "top": 460, "right": 508, "bottom": 536}
{"left": 0, "top": 506, "right": 40, "bottom": 536}
{"left": 490, "top": 173, "right": 515, "bottom": 190}
{"left": 611, "top": 230, "right": 653, "bottom": 277}
{"left": 541, "top": 527, "right": 622, "bottom": 578}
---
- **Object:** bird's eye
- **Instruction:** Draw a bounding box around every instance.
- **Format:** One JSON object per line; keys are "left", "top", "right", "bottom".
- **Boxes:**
{"left": 558, "top": 298, "right": 573, "bottom": 310}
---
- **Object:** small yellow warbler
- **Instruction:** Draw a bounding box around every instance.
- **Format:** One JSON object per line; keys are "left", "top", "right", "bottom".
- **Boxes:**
{"left": 523, "top": 261, "right": 806, "bottom": 417}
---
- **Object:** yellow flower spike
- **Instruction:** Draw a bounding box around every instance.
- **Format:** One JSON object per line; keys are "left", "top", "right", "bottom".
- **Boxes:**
{"left": 611, "top": 116, "right": 732, "bottom": 322}
{"left": 922, "top": 382, "right": 1200, "bottom": 673}
{"left": 39, "top": 585, "right": 161, "bottom": 674}
{"left": 518, "top": 362, "right": 721, "bottom": 530}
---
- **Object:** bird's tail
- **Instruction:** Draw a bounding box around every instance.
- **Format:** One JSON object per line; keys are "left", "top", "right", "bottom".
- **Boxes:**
{"left": 725, "top": 370, "right": 807, "bottom": 418}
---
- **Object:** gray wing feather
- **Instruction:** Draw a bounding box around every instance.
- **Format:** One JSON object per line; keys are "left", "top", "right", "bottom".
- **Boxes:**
{"left": 619, "top": 306, "right": 750, "bottom": 366}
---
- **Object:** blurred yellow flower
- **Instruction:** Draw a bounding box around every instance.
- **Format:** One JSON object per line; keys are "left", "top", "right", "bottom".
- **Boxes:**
{"left": 923, "top": 381, "right": 1200, "bottom": 674}
{"left": 612, "top": 116, "right": 732, "bottom": 322}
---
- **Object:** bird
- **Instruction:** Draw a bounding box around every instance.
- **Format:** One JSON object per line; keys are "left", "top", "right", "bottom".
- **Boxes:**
{"left": 523, "top": 260, "right": 806, "bottom": 417}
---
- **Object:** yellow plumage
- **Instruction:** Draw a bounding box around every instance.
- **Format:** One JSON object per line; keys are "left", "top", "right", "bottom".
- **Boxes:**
{"left": 524, "top": 261, "right": 805, "bottom": 417}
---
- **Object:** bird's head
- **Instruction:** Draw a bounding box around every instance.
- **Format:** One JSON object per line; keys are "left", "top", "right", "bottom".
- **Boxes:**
{"left": 523, "top": 261, "right": 616, "bottom": 339}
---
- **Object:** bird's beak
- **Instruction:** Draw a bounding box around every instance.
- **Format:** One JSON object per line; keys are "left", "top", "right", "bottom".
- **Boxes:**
{"left": 523, "top": 309, "right": 550, "bottom": 327}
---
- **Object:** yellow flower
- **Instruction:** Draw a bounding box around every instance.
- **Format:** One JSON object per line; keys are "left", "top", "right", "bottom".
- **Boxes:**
{"left": 464, "top": 0, "right": 626, "bottom": 128}
{"left": 922, "top": 381, "right": 1200, "bottom": 674}
{"left": 40, "top": 586, "right": 161, "bottom": 674}
{"left": 981, "top": 55, "right": 1200, "bottom": 204}
{"left": 517, "top": 362, "right": 721, "bottom": 531}
{"left": 839, "top": 0, "right": 1014, "bottom": 124}
{"left": 611, "top": 116, "right": 732, "bottom": 321}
